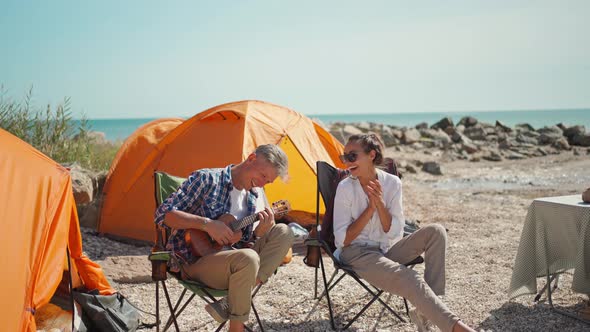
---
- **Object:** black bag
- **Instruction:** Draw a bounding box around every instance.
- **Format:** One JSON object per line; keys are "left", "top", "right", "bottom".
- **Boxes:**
{"left": 73, "top": 290, "right": 140, "bottom": 332}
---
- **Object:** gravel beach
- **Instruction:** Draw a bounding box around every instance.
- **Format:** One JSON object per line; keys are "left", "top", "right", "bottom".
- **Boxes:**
{"left": 82, "top": 149, "right": 590, "bottom": 332}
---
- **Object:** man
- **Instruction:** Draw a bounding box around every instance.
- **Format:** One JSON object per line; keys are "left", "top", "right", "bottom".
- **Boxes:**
{"left": 154, "top": 144, "right": 294, "bottom": 332}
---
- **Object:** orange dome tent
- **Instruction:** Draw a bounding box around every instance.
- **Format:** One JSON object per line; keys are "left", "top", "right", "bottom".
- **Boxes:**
{"left": 98, "top": 100, "right": 344, "bottom": 242}
{"left": 0, "top": 128, "right": 115, "bottom": 332}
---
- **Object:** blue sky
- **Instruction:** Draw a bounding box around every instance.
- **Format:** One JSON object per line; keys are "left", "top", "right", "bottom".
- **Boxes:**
{"left": 1, "top": 1, "right": 589, "bottom": 119}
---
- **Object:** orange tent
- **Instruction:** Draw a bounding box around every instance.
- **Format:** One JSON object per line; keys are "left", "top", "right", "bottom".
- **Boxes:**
{"left": 98, "top": 100, "right": 344, "bottom": 242}
{"left": 0, "top": 128, "right": 115, "bottom": 332}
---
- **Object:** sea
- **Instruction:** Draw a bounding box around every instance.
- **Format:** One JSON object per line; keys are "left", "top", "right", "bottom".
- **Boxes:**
{"left": 84, "top": 109, "right": 590, "bottom": 142}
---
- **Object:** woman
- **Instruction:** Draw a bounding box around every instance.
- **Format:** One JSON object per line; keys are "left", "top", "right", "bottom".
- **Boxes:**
{"left": 333, "top": 134, "right": 475, "bottom": 332}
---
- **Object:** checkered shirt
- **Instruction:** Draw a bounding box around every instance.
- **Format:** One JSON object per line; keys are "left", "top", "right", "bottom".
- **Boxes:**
{"left": 154, "top": 165, "right": 259, "bottom": 270}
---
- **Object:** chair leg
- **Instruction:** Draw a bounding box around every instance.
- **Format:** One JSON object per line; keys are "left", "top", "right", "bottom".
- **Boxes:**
{"left": 317, "top": 269, "right": 343, "bottom": 301}
{"left": 163, "top": 291, "right": 197, "bottom": 332}
{"left": 319, "top": 254, "right": 337, "bottom": 330}
{"left": 251, "top": 300, "right": 264, "bottom": 332}
{"left": 155, "top": 281, "right": 160, "bottom": 332}
{"left": 343, "top": 289, "right": 384, "bottom": 330}
{"left": 214, "top": 321, "right": 227, "bottom": 332}
{"left": 314, "top": 266, "right": 318, "bottom": 299}
{"left": 349, "top": 274, "right": 406, "bottom": 323}
{"left": 403, "top": 298, "right": 410, "bottom": 316}
{"left": 160, "top": 281, "right": 181, "bottom": 332}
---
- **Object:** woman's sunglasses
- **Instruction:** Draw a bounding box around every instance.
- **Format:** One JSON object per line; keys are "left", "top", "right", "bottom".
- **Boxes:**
{"left": 339, "top": 151, "right": 359, "bottom": 163}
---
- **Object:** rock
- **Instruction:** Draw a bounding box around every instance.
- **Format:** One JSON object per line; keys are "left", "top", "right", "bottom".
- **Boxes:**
{"left": 451, "top": 131, "right": 472, "bottom": 144}
{"left": 88, "top": 131, "right": 108, "bottom": 145}
{"left": 402, "top": 128, "right": 421, "bottom": 144}
{"left": 390, "top": 128, "right": 403, "bottom": 140}
{"left": 456, "top": 124, "right": 465, "bottom": 133}
{"left": 536, "top": 147, "right": 548, "bottom": 156}
{"left": 498, "top": 138, "right": 516, "bottom": 150}
{"left": 486, "top": 134, "right": 499, "bottom": 143}
{"left": 458, "top": 116, "right": 478, "bottom": 128}
{"left": 431, "top": 117, "right": 454, "bottom": 131}
{"left": 419, "top": 128, "right": 452, "bottom": 146}
{"left": 537, "top": 125, "right": 563, "bottom": 136}
{"left": 379, "top": 126, "right": 399, "bottom": 147}
{"left": 99, "top": 256, "right": 152, "bottom": 284}
{"left": 495, "top": 121, "right": 512, "bottom": 133}
{"left": 422, "top": 161, "right": 442, "bottom": 175}
{"left": 482, "top": 151, "right": 503, "bottom": 162}
{"left": 537, "top": 126, "right": 564, "bottom": 145}
{"left": 410, "top": 142, "right": 425, "bottom": 150}
{"left": 552, "top": 137, "right": 571, "bottom": 150}
{"left": 515, "top": 123, "right": 535, "bottom": 132}
{"left": 461, "top": 142, "right": 479, "bottom": 154}
{"left": 329, "top": 128, "right": 346, "bottom": 144}
{"left": 464, "top": 125, "right": 487, "bottom": 141}
{"left": 405, "top": 164, "right": 417, "bottom": 174}
{"left": 75, "top": 130, "right": 107, "bottom": 145}
{"left": 355, "top": 122, "right": 371, "bottom": 132}
{"left": 504, "top": 151, "right": 526, "bottom": 160}
{"left": 68, "top": 164, "right": 94, "bottom": 204}
{"left": 415, "top": 122, "right": 428, "bottom": 130}
{"left": 516, "top": 134, "right": 538, "bottom": 145}
{"left": 94, "top": 171, "right": 108, "bottom": 194}
{"left": 521, "top": 130, "right": 540, "bottom": 138}
{"left": 342, "top": 124, "right": 364, "bottom": 139}
{"left": 572, "top": 133, "right": 590, "bottom": 147}
{"left": 78, "top": 199, "right": 101, "bottom": 229}
{"left": 563, "top": 125, "right": 585, "bottom": 141}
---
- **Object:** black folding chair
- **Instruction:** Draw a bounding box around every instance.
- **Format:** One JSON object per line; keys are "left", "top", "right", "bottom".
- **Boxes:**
{"left": 148, "top": 171, "right": 265, "bottom": 332}
{"left": 305, "top": 161, "right": 424, "bottom": 330}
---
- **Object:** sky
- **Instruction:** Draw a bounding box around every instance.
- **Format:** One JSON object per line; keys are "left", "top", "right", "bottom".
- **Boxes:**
{"left": 1, "top": 0, "right": 589, "bottom": 119}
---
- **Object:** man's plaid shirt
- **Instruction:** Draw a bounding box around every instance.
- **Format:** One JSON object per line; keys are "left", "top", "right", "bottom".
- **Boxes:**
{"left": 154, "top": 165, "right": 259, "bottom": 270}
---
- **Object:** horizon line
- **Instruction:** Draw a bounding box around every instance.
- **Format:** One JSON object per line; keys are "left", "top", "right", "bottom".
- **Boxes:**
{"left": 79, "top": 107, "right": 590, "bottom": 120}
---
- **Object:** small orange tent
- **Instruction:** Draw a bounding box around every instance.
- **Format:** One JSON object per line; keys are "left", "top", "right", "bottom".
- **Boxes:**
{"left": 98, "top": 100, "right": 344, "bottom": 242}
{"left": 0, "top": 128, "right": 115, "bottom": 331}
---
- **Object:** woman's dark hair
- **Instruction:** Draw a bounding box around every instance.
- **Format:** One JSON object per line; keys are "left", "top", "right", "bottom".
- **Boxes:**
{"left": 347, "top": 133, "right": 384, "bottom": 165}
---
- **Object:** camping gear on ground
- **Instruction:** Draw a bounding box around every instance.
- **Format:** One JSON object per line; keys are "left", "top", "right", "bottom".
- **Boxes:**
{"left": 98, "top": 100, "right": 345, "bottom": 242}
{"left": 304, "top": 161, "right": 424, "bottom": 330}
{"left": 288, "top": 222, "right": 310, "bottom": 244}
{"left": 72, "top": 289, "right": 141, "bottom": 332}
{"left": 0, "top": 128, "right": 115, "bottom": 331}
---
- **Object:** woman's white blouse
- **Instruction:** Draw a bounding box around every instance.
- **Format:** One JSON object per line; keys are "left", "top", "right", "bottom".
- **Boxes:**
{"left": 333, "top": 169, "right": 404, "bottom": 257}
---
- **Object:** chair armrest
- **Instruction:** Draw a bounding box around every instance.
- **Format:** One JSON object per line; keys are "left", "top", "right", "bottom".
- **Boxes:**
{"left": 304, "top": 238, "right": 322, "bottom": 247}
{"left": 403, "top": 256, "right": 424, "bottom": 267}
{"left": 149, "top": 251, "right": 172, "bottom": 261}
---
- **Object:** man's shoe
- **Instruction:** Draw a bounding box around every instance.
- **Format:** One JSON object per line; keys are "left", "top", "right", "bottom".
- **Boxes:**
{"left": 205, "top": 297, "right": 230, "bottom": 323}
{"left": 409, "top": 308, "right": 435, "bottom": 332}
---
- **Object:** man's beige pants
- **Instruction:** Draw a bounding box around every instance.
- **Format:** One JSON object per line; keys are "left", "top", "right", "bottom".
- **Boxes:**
{"left": 339, "top": 224, "right": 459, "bottom": 332}
{"left": 182, "top": 223, "right": 294, "bottom": 322}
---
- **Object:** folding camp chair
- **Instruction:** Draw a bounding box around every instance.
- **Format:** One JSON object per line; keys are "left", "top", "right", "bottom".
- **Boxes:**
{"left": 148, "top": 171, "right": 265, "bottom": 332}
{"left": 305, "top": 161, "right": 424, "bottom": 330}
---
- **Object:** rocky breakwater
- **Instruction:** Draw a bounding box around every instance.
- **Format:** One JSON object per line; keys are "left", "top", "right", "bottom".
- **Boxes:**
{"left": 326, "top": 116, "right": 590, "bottom": 175}
{"left": 64, "top": 163, "right": 107, "bottom": 229}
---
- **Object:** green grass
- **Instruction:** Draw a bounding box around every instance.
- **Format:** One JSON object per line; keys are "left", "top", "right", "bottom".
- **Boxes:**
{"left": 0, "top": 87, "right": 120, "bottom": 171}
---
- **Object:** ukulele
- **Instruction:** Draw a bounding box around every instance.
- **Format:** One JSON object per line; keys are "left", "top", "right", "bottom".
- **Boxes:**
{"left": 185, "top": 200, "right": 291, "bottom": 258}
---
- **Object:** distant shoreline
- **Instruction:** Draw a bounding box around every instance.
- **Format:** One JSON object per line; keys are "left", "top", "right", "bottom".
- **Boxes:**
{"left": 82, "top": 109, "right": 590, "bottom": 142}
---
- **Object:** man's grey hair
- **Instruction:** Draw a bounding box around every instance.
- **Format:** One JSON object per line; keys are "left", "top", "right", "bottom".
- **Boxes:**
{"left": 255, "top": 144, "right": 289, "bottom": 181}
